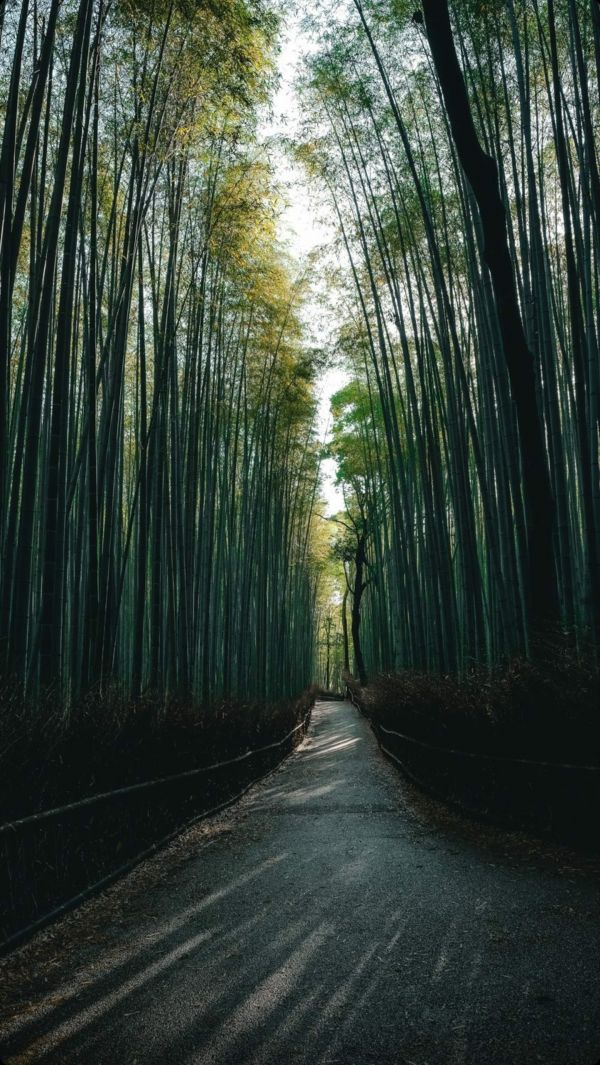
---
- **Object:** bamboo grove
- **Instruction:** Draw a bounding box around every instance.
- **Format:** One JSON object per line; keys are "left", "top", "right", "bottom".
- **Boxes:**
{"left": 0, "top": 0, "right": 321, "bottom": 707}
{"left": 300, "top": 0, "right": 600, "bottom": 677}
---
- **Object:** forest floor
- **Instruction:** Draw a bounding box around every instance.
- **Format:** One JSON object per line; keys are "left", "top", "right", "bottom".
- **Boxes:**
{"left": 1, "top": 700, "right": 600, "bottom": 1065}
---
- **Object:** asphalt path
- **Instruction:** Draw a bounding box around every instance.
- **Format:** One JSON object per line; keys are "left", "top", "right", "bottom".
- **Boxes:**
{"left": 1, "top": 699, "right": 600, "bottom": 1065}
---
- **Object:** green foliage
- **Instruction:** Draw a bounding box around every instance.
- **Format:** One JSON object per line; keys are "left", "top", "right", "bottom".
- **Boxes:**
{"left": 298, "top": 0, "right": 600, "bottom": 682}
{"left": 0, "top": 0, "right": 320, "bottom": 711}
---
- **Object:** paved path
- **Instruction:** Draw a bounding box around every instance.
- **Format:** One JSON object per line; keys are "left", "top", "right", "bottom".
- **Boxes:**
{"left": 1, "top": 700, "right": 600, "bottom": 1065}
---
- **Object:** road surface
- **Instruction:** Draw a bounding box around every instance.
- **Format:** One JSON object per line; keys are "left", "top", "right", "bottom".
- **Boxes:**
{"left": 1, "top": 699, "right": 599, "bottom": 1065}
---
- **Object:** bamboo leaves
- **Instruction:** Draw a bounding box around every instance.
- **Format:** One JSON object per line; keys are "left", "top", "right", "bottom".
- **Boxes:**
{"left": 301, "top": 0, "right": 600, "bottom": 678}
{"left": 0, "top": 0, "right": 319, "bottom": 709}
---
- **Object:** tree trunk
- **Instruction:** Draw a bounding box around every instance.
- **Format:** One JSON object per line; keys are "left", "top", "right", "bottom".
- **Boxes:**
{"left": 421, "top": 0, "right": 559, "bottom": 635}
{"left": 351, "top": 533, "right": 368, "bottom": 686}
{"left": 341, "top": 589, "right": 350, "bottom": 673}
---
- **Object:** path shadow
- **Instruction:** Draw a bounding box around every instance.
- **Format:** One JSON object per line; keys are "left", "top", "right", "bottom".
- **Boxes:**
{"left": 1, "top": 702, "right": 599, "bottom": 1065}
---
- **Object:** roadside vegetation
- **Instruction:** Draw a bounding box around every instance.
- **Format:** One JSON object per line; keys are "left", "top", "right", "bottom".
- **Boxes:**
{"left": 0, "top": 0, "right": 324, "bottom": 818}
{"left": 1, "top": 0, "right": 599, "bottom": 868}
{"left": 299, "top": 0, "right": 600, "bottom": 768}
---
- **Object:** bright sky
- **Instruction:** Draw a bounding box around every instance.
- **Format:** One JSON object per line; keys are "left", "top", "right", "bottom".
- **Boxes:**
{"left": 261, "top": 12, "right": 348, "bottom": 515}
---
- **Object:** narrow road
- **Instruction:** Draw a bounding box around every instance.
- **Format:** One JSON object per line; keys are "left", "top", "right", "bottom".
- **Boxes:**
{"left": 1, "top": 700, "right": 600, "bottom": 1065}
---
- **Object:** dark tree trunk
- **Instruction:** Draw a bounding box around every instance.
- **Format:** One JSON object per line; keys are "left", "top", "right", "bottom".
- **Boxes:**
{"left": 341, "top": 589, "right": 350, "bottom": 673}
{"left": 351, "top": 533, "right": 368, "bottom": 686}
{"left": 421, "top": 0, "right": 559, "bottom": 635}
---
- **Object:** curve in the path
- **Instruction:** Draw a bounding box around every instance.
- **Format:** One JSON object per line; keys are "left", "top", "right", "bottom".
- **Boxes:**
{"left": 1, "top": 700, "right": 599, "bottom": 1065}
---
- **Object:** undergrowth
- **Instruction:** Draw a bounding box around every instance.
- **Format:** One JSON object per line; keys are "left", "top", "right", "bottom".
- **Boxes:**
{"left": 0, "top": 684, "right": 317, "bottom": 823}
{"left": 346, "top": 640, "right": 600, "bottom": 765}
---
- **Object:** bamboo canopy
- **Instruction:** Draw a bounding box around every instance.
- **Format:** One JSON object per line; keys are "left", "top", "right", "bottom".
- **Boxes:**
{"left": 0, "top": 0, "right": 320, "bottom": 706}
{"left": 300, "top": 0, "right": 600, "bottom": 677}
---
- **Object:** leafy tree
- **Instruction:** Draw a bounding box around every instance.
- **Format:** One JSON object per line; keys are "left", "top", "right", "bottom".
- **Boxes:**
{"left": 297, "top": 0, "right": 600, "bottom": 679}
{"left": 0, "top": 0, "right": 321, "bottom": 713}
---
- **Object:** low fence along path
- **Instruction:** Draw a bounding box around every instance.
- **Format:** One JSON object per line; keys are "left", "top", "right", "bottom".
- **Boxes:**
{"left": 1, "top": 700, "right": 600, "bottom": 1064}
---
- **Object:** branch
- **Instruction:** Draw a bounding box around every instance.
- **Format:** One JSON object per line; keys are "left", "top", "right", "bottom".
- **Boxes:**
{"left": 327, "top": 515, "right": 355, "bottom": 534}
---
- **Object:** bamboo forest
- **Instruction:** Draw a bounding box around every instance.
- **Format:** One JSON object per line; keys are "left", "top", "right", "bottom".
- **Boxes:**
{"left": 1, "top": 1, "right": 600, "bottom": 1062}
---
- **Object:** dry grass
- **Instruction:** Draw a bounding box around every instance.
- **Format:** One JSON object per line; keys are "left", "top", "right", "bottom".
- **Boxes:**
{"left": 0, "top": 683, "right": 318, "bottom": 823}
{"left": 346, "top": 641, "right": 600, "bottom": 764}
